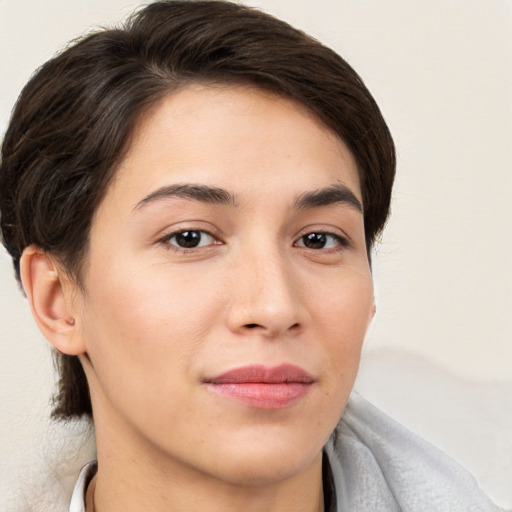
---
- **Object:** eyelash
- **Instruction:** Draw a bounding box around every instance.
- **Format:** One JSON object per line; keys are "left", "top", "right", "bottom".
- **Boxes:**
{"left": 160, "top": 229, "right": 221, "bottom": 251}
{"left": 294, "top": 231, "right": 349, "bottom": 251}
{"left": 160, "top": 229, "right": 349, "bottom": 253}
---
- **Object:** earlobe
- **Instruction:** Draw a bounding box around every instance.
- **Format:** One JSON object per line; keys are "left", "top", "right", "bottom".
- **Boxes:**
{"left": 365, "top": 301, "right": 376, "bottom": 332}
{"left": 20, "top": 245, "right": 85, "bottom": 355}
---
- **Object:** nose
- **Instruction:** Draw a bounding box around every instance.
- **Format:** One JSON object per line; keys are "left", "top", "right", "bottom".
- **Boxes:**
{"left": 225, "top": 248, "right": 305, "bottom": 338}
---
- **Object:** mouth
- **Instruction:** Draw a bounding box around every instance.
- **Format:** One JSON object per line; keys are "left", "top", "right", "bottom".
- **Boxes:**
{"left": 203, "top": 364, "right": 315, "bottom": 409}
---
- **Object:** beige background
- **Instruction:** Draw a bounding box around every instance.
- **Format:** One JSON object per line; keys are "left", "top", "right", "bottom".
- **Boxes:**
{"left": 0, "top": 0, "right": 510, "bottom": 508}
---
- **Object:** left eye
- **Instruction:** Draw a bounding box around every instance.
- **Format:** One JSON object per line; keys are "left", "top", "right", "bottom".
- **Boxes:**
{"left": 165, "top": 230, "right": 217, "bottom": 249}
{"left": 295, "top": 232, "right": 345, "bottom": 250}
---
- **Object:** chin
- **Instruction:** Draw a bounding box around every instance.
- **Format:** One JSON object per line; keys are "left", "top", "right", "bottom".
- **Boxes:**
{"left": 203, "top": 429, "right": 326, "bottom": 487}
{"left": 219, "top": 453, "right": 320, "bottom": 487}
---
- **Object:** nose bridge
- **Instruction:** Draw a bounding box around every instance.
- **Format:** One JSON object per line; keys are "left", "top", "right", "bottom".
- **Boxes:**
{"left": 227, "top": 238, "right": 302, "bottom": 336}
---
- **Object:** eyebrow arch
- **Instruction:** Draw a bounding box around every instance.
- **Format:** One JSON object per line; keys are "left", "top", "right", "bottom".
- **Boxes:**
{"left": 294, "top": 184, "right": 363, "bottom": 213}
{"left": 134, "top": 183, "right": 238, "bottom": 210}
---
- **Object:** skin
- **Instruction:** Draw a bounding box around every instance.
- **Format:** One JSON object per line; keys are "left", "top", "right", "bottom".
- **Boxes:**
{"left": 22, "top": 85, "right": 375, "bottom": 512}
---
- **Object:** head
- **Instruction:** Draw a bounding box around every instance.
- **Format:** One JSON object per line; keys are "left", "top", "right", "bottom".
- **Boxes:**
{"left": 0, "top": 0, "right": 394, "bottom": 439}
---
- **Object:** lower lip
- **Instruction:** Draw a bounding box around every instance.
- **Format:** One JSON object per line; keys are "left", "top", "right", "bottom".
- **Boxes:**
{"left": 206, "top": 382, "right": 312, "bottom": 409}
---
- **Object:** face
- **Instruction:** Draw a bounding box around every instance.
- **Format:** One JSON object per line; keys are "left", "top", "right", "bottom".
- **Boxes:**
{"left": 74, "top": 85, "right": 374, "bottom": 486}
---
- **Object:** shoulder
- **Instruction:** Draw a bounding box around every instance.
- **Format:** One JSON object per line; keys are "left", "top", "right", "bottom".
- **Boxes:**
{"left": 326, "top": 393, "right": 503, "bottom": 512}
{"left": 0, "top": 418, "right": 95, "bottom": 512}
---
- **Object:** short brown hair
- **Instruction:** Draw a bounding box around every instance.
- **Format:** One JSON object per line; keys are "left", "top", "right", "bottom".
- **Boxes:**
{"left": 0, "top": 0, "right": 395, "bottom": 419}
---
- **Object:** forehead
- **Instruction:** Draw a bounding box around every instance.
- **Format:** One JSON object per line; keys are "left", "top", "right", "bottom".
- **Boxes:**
{"left": 107, "top": 84, "right": 361, "bottom": 209}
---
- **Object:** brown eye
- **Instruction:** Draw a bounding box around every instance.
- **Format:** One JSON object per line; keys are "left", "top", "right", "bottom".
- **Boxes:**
{"left": 303, "top": 233, "right": 327, "bottom": 249}
{"left": 296, "top": 232, "right": 346, "bottom": 250}
{"left": 166, "top": 230, "right": 216, "bottom": 249}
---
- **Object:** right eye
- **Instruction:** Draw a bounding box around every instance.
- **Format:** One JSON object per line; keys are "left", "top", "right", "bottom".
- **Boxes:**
{"left": 164, "top": 230, "right": 218, "bottom": 249}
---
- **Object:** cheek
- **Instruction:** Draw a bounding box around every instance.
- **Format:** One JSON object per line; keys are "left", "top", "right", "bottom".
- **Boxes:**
{"left": 77, "top": 269, "right": 226, "bottom": 443}
{"left": 79, "top": 264, "right": 224, "bottom": 395}
{"left": 312, "top": 272, "right": 374, "bottom": 374}
{"left": 86, "top": 259, "right": 219, "bottom": 334}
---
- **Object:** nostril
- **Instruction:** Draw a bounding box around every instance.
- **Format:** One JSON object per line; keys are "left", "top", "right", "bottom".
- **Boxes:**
{"left": 243, "top": 322, "right": 301, "bottom": 332}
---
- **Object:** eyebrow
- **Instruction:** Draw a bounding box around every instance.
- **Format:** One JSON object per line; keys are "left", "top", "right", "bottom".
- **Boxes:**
{"left": 294, "top": 184, "right": 363, "bottom": 213}
{"left": 134, "top": 182, "right": 362, "bottom": 213}
{"left": 135, "top": 183, "right": 238, "bottom": 210}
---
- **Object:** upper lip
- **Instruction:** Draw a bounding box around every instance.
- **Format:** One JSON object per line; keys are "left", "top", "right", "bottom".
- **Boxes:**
{"left": 204, "top": 364, "right": 314, "bottom": 384}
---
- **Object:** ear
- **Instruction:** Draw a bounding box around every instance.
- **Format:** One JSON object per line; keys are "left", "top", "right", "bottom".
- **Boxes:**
{"left": 364, "top": 300, "right": 377, "bottom": 334}
{"left": 20, "top": 245, "right": 86, "bottom": 355}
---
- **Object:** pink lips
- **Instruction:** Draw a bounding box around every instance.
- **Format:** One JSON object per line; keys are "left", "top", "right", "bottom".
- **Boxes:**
{"left": 204, "top": 364, "right": 314, "bottom": 409}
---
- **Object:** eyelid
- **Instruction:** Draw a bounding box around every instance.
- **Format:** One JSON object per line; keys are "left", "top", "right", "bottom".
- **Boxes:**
{"left": 294, "top": 231, "right": 349, "bottom": 250}
{"left": 157, "top": 226, "right": 224, "bottom": 252}
{"left": 294, "top": 224, "right": 352, "bottom": 246}
{"left": 169, "top": 230, "right": 216, "bottom": 247}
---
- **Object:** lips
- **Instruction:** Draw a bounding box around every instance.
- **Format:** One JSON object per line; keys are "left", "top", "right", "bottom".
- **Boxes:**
{"left": 204, "top": 364, "right": 314, "bottom": 409}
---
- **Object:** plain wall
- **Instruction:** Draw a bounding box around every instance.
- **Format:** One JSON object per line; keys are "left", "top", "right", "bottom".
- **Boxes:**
{"left": 1, "top": 0, "right": 510, "bottom": 507}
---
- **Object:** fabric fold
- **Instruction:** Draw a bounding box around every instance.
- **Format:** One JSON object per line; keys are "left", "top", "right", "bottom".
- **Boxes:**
{"left": 325, "top": 393, "right": 502, "bottom": 511}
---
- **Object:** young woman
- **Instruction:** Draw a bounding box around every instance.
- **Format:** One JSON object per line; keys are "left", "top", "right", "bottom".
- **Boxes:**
{"left": 0, "top": 2, "right": 502, "bottom": 511}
